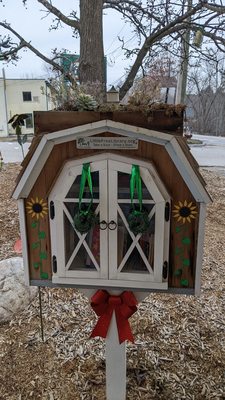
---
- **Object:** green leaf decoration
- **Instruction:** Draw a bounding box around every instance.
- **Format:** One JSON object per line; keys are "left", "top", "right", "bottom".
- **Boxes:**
{"left": 175, "top": 226, "right": 181, "bottom": 233}
{"left": 180, "top": 279, "right": 189, "bottom": 287}
{"left": 39, "top": 251, "right": 47, "bottom": 260}
{"left": 38, "top": 231, "right": 46, "bottom": 239}
{"left": 174, "top": 268, "right": 182, "bottom": 277}
{"left": 175, "top": 247, "right": 181, "bottom": 255}
{"left": 40, "top": 272, "right": 49, "bottom": 279}
{"left": 33, "top": 262, "right": 41, "bottom": 269}
{"left": 31, "top": 221, "right": 38, "bottom": 228}
{"left": 32, "top": 242, "right": 40, "bottom": 249}
{"left": 182, "top": 237, "right": 191, "bottom": 245}
{"left": 183, "top": 258, "right": 190, "bottom": 267}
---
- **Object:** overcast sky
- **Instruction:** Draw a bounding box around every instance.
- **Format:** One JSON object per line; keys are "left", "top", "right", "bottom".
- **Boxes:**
{"left": 0, "top": 1, "right": 136, "bottom": 87}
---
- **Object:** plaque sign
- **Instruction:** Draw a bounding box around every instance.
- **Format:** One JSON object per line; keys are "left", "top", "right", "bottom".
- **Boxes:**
{"left": 76, "top": 137, "right": 138, "bottom": 149}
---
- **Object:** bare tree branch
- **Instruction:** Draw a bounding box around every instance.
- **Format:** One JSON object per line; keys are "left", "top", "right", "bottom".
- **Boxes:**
{"left": 104, "top": 0, "right": 163, "bottom": 27}
{"left": 187, "top": 60, "right": 225, "bottom": 134}
{"left": 204, "top": 2, "right": 225, "bottom": 13}
{"left": 0, "top": 34, "right": 26, "bottom": 62}
{"left": 1, "top": 0, "right": 225, "bottom": 100}
{"left": 0, "top": 21, "right": 77, "bottom": 85}
{"left": 120, "top": 1, "right": 207, "bottom": 98}
{"left": 37, "top": 0, "right": 80, "bottom": 32}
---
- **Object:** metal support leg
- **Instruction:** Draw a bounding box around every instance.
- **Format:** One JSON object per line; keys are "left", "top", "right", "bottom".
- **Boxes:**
{"left": 38, "top": 286, "right": 44, "bottom": 342}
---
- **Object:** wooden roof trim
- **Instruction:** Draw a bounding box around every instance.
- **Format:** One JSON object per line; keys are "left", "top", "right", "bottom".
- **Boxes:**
{"left": 12, "top": 119, "right": 210, "bottom": 203}
{"left": 165, "top": 138, "right": 212, "bottom": 203}
{"left": 12, "top": 120, "right": 172, "bottom": 199}
{"left": 15, "top": 120, "right": 171, "bottom": 189}
{"left": 13, "top": 136, "right": 54, "bottom": 199}
{"left": 15, "top": 133, "right": 44, "bottom": 187}
{"left": 175, "top": 136, "right": 207, "bottom": 188}
{"left": 46, "top": 119, "right": 172, "bottom": 145}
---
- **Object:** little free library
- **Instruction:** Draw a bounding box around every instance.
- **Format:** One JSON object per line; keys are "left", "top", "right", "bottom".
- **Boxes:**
{"left": 12, "top": 108, "right": 211, "bottom": 399}
{"left": 13, "top": 109, "right": 211, "bottom": 295}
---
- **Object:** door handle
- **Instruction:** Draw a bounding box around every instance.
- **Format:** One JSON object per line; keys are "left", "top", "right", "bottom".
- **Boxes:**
{"left": 99, "top": 220, "right": 108, "bottom": 230}
{"left": 108, "top": 220, "right": 117, "bottom": 230}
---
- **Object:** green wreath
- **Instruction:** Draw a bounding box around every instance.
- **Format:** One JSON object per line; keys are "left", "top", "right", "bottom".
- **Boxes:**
{"left": 128, "top": 165, "right": 150, "bottom": 235}
{"left": 127, "top": 207, "right": 150, "bottom": 235}
{"left": 74, "top": 163, "right": 98, "bottom": 233}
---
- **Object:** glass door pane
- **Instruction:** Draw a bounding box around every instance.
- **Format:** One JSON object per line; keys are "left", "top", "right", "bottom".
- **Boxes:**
{"left": 108, "top": 161, "right": 157, "bottom": 281}
{"left": 63, "top": 203, "right": 100, "bottom": 272}
{"left": 118, "top": 171, "right": 153, "bottom": 201}
{"left": 117, "top": 204, "right": 155, "bottom": 273}
{"left": 63, "top": 170, "right": 101, "bottom": 276}
{"left": 66, "top": 171, "right": 99, "bottom": 199}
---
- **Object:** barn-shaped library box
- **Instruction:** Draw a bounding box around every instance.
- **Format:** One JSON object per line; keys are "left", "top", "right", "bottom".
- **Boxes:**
{"left": 13, "top": 110, "right": 211, "bottom": 295}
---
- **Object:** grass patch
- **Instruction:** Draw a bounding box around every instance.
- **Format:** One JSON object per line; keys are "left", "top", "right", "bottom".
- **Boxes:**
{"left": 187, "top": 139, "right": 202, "bottom": 145}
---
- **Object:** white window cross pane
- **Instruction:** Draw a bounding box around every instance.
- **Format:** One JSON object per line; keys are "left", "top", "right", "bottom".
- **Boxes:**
{"left": 63, "top": 204, "right": 100, "bottom": 271}
{"left": 117, "top": 205, "right": 154, "bottom": 274}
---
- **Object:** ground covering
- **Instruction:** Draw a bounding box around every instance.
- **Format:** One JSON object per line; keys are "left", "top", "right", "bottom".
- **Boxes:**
{"left": 0, "top": 163, "right": 224, "bottom": 399}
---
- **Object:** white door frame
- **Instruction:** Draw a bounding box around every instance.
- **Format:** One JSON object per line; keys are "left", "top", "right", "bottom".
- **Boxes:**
{"left": 49, "top": 153, "right": 170, "bottom": 290}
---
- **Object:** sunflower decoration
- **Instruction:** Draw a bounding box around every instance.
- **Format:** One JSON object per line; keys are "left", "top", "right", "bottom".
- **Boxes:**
{"left": 173, "top": 200, "right": 197, "bottom": 224}
{"left": 26, "top": 197, "right": 48, "bottom": 220}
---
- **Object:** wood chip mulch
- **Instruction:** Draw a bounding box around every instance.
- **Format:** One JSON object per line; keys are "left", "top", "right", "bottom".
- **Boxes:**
{"left": 0, "top": 163, "right": 224, "bottom": 400}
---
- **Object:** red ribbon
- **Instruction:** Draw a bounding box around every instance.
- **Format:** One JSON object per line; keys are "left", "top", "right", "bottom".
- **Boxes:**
{"left": 90, "top": 290, "right": 138, "bottom": 344}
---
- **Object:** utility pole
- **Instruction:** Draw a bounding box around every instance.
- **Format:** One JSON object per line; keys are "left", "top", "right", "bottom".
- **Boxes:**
{"left": 176, "top": 0, "right": 192, "bottom": 104}
{"left": 1, "top": 68, "right": 9, "bottom": 136}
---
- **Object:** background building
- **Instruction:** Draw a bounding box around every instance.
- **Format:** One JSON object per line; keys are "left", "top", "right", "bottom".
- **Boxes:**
{"left": 0, "top": 72, "right": 52, "bottom": 137}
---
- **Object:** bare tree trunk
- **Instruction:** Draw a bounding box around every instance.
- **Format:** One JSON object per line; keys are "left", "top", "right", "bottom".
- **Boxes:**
{"left": 79, "top": 0, "right": 105, "bottom": 99}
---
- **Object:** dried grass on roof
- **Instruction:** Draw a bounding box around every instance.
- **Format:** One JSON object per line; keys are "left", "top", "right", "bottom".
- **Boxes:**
{"left": 97, "top": 103, "right": 185, "bottom": 117}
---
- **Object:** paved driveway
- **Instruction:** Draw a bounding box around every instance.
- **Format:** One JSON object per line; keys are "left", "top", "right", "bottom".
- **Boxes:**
{"left": 190, "top": 135, "right": 225, "bottom": 168}
{"left": 0, "top": 142, "right": 30, "bottom": 163}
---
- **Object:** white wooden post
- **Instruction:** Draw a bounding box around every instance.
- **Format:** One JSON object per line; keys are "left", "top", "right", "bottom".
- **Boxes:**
{"left": 81, "top": 290, "right": 148, "bottom": 400}
{"left": 106, "top": 311, "right": 126, "bottom": 400}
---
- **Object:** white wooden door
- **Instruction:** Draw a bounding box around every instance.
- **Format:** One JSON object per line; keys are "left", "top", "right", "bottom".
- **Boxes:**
{"left": 108, "top": 159, "right": 167, "bottom": 283}
{"left": 50, "top": 159, "right": 108, "bottom": 280}
{"left": 49, "top": 153, "right": 170, "bottom": 289}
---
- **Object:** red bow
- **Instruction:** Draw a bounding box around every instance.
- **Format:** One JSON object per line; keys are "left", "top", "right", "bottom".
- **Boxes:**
{"left": 90, "top": 290, "right": 138, "bottom": 344}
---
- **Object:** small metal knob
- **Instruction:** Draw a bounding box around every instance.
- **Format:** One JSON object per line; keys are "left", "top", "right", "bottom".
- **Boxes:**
{"left": 99, "top": 220, "right": 108, "bottom": 230}
{"left": 108, "top": 220, "right": 117, "bottom": 230}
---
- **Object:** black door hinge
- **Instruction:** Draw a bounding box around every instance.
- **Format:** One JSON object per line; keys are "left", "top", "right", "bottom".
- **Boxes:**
{"left": 163, "top": 261, "right": 168, "bottom": 280}
{"left": 52, "top": 255, "right": 57, "bottom": 273}
{"left": 165, "top": 202, "right": 170, "bottom": 222}
{"left": 50, "top": 201, "right": 55, "bottom": 220}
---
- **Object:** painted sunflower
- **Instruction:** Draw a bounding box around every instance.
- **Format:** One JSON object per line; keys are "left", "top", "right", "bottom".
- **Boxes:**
{"left": 26, "top": 197, "right": 48, "bottom": 220}
{"left": 173, "top": 200, "right": 197, "bottom": 224}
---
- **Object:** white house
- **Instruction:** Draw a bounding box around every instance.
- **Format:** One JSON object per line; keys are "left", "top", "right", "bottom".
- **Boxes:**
{"left": 0, "top": 75, "right": 53, "bottom": 137}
